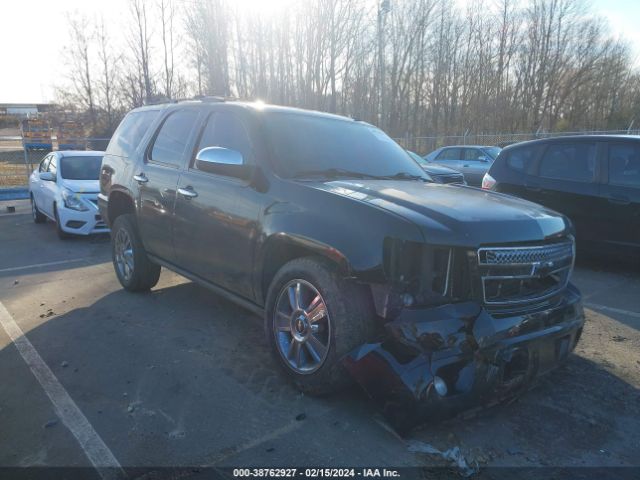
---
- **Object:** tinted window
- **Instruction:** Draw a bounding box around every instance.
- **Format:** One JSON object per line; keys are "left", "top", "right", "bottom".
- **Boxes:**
{"left": 609, "top": 143, "right": 640, "bottom": 188}
{"left": 47, "top": 156, "right": 57, "bottom": 175}
{"left": 60, "top": 156, "right": 103, "bottom": 180}
{"left": 107, "top": 109, "right": 160, "bottom": 158}
{"left": 436, "top": 148, "right": 461, "bottom": 161}
{"left": 506, "top": 146, "right": 537, "bottom": 172}
{"left": 539, "top": 143, "right": 596, "bottom": 182}
{"left": 463, "top": 148, "right": 483, "bottom": 161}
{"left": 195, "top": 112, "right": 253, "bottom": 166}
{"left": 263, "top": 113, "right": 427, "bottom": 179}
{"left": 150, "top": 110, "right": 199, "bottom": 167}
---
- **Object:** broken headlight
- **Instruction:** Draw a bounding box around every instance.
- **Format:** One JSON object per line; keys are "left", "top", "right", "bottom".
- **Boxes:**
{"left": 383, "top": 239, "right": 470, "bottom": 307}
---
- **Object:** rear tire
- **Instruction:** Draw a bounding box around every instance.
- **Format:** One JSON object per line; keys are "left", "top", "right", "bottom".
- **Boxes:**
{"left": 111, "top": 214, "right": 161, "bottom": 292}
{"left": 53, "top": 205, "right": 71, "bottom": 240}
{"left": 31, "top": 195, "right": 46, "bottom": 224}
{"left": 265, "top": 256, "right": 376, "bottom": 395}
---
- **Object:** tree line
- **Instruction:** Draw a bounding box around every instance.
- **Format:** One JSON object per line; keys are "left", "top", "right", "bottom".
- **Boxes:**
{"left": 57, "top": 0, "right": 640, "bottom": 142}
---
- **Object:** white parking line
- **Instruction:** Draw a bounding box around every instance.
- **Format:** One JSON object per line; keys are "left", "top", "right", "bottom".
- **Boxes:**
{"left": 585, "top": 303, "right": 640, "bottom": 319}
{"left": 0, "top": 301, "right": 123, "bottom": 479}
{"left": 0, "top": 258, "right": 90, "bottom": 273}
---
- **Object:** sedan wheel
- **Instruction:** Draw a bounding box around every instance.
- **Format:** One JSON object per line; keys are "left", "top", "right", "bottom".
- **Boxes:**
{"left": 273, "top": 279, "right": 331, "bottom": 374}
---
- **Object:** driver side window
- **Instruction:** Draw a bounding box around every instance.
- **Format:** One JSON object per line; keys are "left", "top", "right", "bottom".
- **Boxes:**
{"left": 463, "top": 148, "right": 483, "bottom": 161}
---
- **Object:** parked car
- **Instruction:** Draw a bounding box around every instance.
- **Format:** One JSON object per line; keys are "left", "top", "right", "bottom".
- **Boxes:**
{"left": 99, "top": 100, "right": 583, "bottom": 422}
{"left": 424, "top": 145, "right": 502, "bottom": 186}
{"left": 406, "top": 150, "right": 466, "bottom": 185}
{"left": 29, "top": 150, "right": 108, "bottom": 239}
{"left": 483, "top": 135, "right": 640, "bottom": 257}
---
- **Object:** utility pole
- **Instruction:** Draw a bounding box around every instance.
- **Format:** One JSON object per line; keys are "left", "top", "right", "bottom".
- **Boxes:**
{"left": 377, "top": 0, "right": 391, "bottom": 130}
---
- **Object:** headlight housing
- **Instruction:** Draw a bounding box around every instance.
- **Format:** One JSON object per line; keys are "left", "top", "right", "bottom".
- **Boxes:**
{"left": 62, "top": 188, "right": 89, "bottom": 211}
{"left": 383, "top": 238, "right": 471, "bottom": 307}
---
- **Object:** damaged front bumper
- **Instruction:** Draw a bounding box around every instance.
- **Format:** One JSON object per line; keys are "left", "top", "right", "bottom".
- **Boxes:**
{"left": 343, "top": 284, "right": 584, "bottom": 428}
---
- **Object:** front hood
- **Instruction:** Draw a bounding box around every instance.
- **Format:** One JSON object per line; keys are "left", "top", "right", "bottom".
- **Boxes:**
{"left": 60, "top": 179, "right": 100, "bottom": 194}
{"left": 306, "top": 180, "right": 570, "bottom": 246}
{"left": 421, "top": 163, "right": 460, "bottom": 176}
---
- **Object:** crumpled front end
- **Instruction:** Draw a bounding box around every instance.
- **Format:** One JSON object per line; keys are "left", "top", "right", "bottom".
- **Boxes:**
{"left": 343, "top": 284, "right": 584, "bottom": 430}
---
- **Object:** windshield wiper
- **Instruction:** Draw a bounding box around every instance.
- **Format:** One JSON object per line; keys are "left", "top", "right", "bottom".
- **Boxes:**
{"left": 292, "top": 168, "right": 383, "bottom": 180}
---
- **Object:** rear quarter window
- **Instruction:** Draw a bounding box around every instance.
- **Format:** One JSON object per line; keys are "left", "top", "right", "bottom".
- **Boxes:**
{"left": 504, "top": 145, "right": 537, "bottom": 173}
{"left": 106, "top": 110, "right": 160, "bottom": 159}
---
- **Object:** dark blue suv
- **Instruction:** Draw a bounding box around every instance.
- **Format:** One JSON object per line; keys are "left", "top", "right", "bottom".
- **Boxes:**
{"left": 483, "top": 135, "right": 640, "bottom": 256}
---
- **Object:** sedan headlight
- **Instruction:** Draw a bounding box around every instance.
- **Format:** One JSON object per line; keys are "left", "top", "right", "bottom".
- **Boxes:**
{"left": 62, "top": 188, "right": 89, "bottom": 211}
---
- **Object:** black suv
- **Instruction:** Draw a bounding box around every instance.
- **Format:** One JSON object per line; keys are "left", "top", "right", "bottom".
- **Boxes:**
{"left": 99, "top": 100, "right": 584, "bottom": 417}
{"left": 483, "top": 136, "right": 640, "bottom": 256}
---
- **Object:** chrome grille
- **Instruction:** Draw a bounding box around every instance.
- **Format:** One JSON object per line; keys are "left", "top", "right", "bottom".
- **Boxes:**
{"left": 477, "top": 240, "right": 574, "bottom": 305}
{"left": 479, "top": 242, "right": 574, "bottom": 266}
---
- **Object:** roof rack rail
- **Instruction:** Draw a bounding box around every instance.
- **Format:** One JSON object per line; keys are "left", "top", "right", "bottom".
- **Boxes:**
{"left": 191, "top": 95, "right": 227, "bottom": 103}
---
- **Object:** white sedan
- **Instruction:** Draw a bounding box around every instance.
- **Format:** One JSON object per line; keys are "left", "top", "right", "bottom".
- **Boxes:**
{"left": 29, "top": 150, "right": 109, "bottom": 239}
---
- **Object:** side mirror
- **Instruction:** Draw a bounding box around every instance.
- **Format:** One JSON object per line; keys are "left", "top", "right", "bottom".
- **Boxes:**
{"left": 478, "top": 156, "right": 489, "bottom": 163}
{"left": 195, "top": 147, "right": 253, "bottom": 179}
{"left": 39, "top": 172, "right": 56, "bottom": 182}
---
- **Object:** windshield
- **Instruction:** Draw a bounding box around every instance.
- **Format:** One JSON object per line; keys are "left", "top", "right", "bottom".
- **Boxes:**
{"left": 264, "top": 113, "right": 428, "bottom": 180}
{"left": 483, "top": 146, "right": 502, "bottom": 159}
{"left": 59, "top": 156, "right": 103, "bottom": 180}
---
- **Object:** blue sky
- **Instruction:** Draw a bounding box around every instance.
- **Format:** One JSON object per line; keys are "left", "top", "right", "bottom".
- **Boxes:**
{"left": 1, "top": 0, "right": 639, "bottom": 104}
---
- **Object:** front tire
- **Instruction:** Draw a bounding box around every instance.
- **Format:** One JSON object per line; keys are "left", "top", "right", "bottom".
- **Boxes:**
{"left": 31, "top": 195, "right": 46, "bottom": 224}
{"left": 111, "top": 214, "right": 161, "bottom": 292}
{"left": 265, "top": 257, "right": 376, "bottom": 395}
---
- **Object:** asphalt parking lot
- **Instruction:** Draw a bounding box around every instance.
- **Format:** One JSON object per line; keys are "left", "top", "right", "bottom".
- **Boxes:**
{"left": 1, "top": 198, "right": 639, "bottom": 478}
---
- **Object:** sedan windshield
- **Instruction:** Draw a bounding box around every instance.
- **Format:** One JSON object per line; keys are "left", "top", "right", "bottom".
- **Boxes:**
{"left": 59, "top": 156, "right": 103, "bottom": 180}
{"left": 264, "top": 113, "right": 428, "bottom": 180}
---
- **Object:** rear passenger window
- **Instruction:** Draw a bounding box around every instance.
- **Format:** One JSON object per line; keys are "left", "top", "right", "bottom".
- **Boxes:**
{"left": 505, "top": 146, "right": 536, "bottom": 172}
{"left": 539, "top": 143, "right": 596, "bottom": 182}
{"left": 150, "top": 110, "right": 199, "bottom": 168}
{"left": 194, "top": 112, "right": 253, "bottom": 167}
{"left": 609, "top": 143, "right": 640, "bottom": 188}
{"left": 106, "top": 110, "right": 160, "bottom": 158}
{"left": 437, "top": 148, "right": 461, "bottom": 161}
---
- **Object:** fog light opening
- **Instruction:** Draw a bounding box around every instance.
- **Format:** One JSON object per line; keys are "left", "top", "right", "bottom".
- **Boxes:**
{"left": 433, "top": 376, "right": 448, "bottom": 396}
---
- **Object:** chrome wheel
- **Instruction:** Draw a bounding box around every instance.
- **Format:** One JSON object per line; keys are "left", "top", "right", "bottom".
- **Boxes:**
{"left": 114, "top": 228, "right": 134, "bottom": 282}
{"left": 273, "top": 279, "right": 331, "bottom": 374}
{"left": 31, "top": 198, "right": 36, "bottom": 220}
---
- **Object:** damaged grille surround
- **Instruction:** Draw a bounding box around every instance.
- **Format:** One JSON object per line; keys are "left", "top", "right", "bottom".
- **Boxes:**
{"left": 477, "top": 239, "right": 575, "bottom": 306}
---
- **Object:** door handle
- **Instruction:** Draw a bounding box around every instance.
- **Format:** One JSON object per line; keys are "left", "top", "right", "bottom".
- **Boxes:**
{"left": 177, "top": 187, "right": 198, "bottom": 198}
{"left": 133, "top": 173, "right": 148, "bottom": 184}
{"left": 463, "top": 164, "right": 470, "bottom": 168}
{"left": 608, "top": 195, "right": 630, "bottom": 205}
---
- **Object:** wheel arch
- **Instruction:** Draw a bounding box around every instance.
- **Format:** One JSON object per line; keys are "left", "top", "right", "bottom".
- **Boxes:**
{"left": 107, "top": 189, "right": 136, "bottom": 227}
{"left": 258, "top": 233, "right": 352, "bottom": 304}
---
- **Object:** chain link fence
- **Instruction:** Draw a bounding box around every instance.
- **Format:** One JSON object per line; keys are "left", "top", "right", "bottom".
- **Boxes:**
{"left": 395, "top": 129, "right": 640, "bottom": 156}
{"left": 0, "top": 136, "right": 110, "bottom": 198}
{"left": 2, "top": 128, "right": 640, "bottom": 196}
